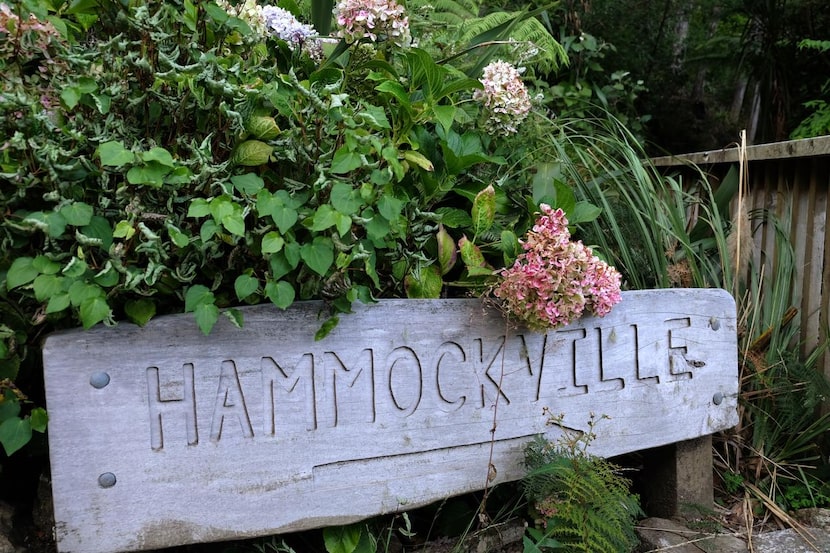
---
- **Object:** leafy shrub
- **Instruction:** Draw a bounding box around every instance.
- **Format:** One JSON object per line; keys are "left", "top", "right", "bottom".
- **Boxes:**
{"left": 1, "top": 0, "right": 589, "bottom": 456}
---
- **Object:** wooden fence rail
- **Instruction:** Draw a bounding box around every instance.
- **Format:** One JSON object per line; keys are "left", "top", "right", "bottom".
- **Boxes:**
{"left": 652, "top": 136, "right": 830, "bottom": 378}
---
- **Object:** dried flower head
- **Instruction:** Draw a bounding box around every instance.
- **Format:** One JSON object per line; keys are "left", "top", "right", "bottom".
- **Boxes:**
{"left": 473, "top": 60, "right": 532, "bottom": 136}
{"left": 494, "top": 205, "right": 622, "bottom": 331}
{"left": 334, "top": 0, "right": 411, "bottom": 47}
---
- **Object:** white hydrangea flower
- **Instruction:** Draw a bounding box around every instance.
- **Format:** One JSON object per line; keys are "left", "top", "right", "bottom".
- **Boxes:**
{"left": 473, "top": 60, "right": 532, "bottom": 136}
{"left": 216, "top": 0, "right": 267, "bottom": 37}
{"left": 333, "top": 0, "right": 411, "bottom": 48}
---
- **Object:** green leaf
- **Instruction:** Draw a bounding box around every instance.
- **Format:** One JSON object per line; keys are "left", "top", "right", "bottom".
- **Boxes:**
{"left": 164, "top": 166, "right": 192, "bottom": 185}
{"left": 234, "top": 274, "right": 260, "bottom": 300}
{"left": 46, "top": 293, "right": 71, "bottom": 314}
{"left": 459, "top": 236, "right": 486, "bottom": 269}
{"left": 378, "top": 195, "right": 404, "bottom": 221}
{"left": 224, "top": 308, "right": 244, "bottom": 328}
{"left": 404, "top": 264, "right": 443, "bottom": 298}
{"left": 93, "top": 263, "right": 119, "bottom": 287}
{"left": 126, "top": 161, "right": 171, "bottom": 187}
{"left": 261, "top": 231, "right": 285, "bottom": 254}
{"left": 80, "top": 296, "right": 110, "bottom": 329}
{"left": 62, "top": 256, "right": 88, "bottom": 278}
{"left": 436, "top": 225, "right": 457, "bottom": 275}
{"left": 200, "top": 220, "right": 220, "bottom": 242}
{"left": 59, "top": 202, "right": 94, "bottom": 226}
{"left": 125, "top": 299, "right": 156, "bottom": 326}
{"left": 188, "top": 198, "right": 211, "bottom": 218}
{"left": 68, "top": 281, "right": 102, "bottom": 307}
{"left": 0, "top": 417, "right": 31, "bottom": 456}
{"left": 204, "top": 1, "right": 229, "bottom": 22}
{"left": 471, "top": 184, "right": 496, "bottom": 236}
{"left": 323, "top": 524, "right": 363, "bottom": 553}
{"left": 330, "top": 182, "right": 362, "bottom": 215}
{"left": 375, "top": 80, "right": 410, "bottom": 107}
{"left": 97, "top": 141, "right": 134, "bottom": 167}
{"left": 301, "top": 237, "right": 334, "bottom": 276}
{"left": 334, "top": 211, "right": 352, "bottom": 237}
{"left": 221, "top": 213, "right": 246, "bottom": 237}
{"left": 32, "top": 255, "right": 60, "bottom": 275}
{"left": 257, "top": 190, "right": 299, "bottom": 233}
{"left": 91, "top": 92, "right": 111, "bottom": 114}
{"left": 265, "top": 280, "right": 295, "bottom": 309}
{"left": 246, "top": 115, "right": 281, "bottom": 140}
{"left": 167, "top": 224, "right": 190, "bottom": 248}
{"left": 81, "top": 216, "right": 114, "bottom": 250}
{"left": 141, "top": 147, "right": 175, "bottom": 167}
{"left": 0, "top": 394, "right": 20, "bottom": 420}
{"left": 77, "top": 76, "right": 97, "bottom": 94}
{"left": 210, "top": 196, "right": 235, "bottom": 223}
{"left": 432, "top": 104, "right": 456, "bottom": 134}
{"left": 33, "top": 274, "right": 63, "bottom": 302}
{"left": 60, "top": 86, "right": 81, "bottom": 110}
{"left": 232, "top": 140, "right": 273, "bottom": 166}
{"left": 6, "top": 257, "right": 37, "bottom": 289}
{"left": 29, "top": 408, "right": 48, "bottom": 433}
{"left": 357, "top": 105, "right": 390, "bottom": 129}
{"left": 231, "top": 173, "right": 265, "bottom": 195}
{"left": 194, "top": 302, "right": 220, "bottom": 335}
{"left": 435, "top": 207, "right": 472, "bottom": 228}
{"left": 568, "top": 201, "right": 602, "bottom": 225}
{"left": 315, "top": 316, "right": 340, "bottom": 341}
{"left": 331, "top": 147, "right": 363, "bottom": 174}
{"left": 113, "top": 220, "right": 136, "bottom": 239}
{"left": 312, "top": 205, "right": 339, "bottom": 232}
{"left": 268, "top": 252, "right": 293, "bottom": 280}
{"left": 403, "top": 150, "right": 434, "bottom": 172}
{"left": 185, "top": 285, "right": 214, "bottom": 312}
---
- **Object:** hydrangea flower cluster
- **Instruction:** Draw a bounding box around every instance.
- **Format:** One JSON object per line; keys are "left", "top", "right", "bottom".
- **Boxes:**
{"left": 494, "top": 205, "right": 622, "bottom": 331}
{"left": 262, "top": 6, "right": 322, "bottom": 60}
{"left": 216, "top": 1, "right": 321, "bottom": 59}
{"left": 334, "top": 0, "right": 411, "bottom": 48}
{"left": 216, "top": 0, "right": 267, "bottom": 37}
{"left": 1, "top": 2, "right": 59, "bottom": 39}
{"left": 473, "top": 60, "right": 532, "bottom": 136}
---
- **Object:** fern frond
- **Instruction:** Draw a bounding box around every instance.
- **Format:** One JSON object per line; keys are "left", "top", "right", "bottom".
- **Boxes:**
{"left": 435, "top": 0, "right": 480, "bottom": 24}
{"left": 523, "top": 438, "right": 642, "bottom": 553}
{"left": 459, "top": 12, "right": 568, "bottom": 73}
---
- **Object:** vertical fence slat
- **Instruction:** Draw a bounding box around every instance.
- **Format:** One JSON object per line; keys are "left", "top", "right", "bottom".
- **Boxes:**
{"left": 803, "top": 159, "right": 826, "bottom": 358}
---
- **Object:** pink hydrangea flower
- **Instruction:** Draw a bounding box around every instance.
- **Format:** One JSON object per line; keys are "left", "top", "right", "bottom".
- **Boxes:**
{"left": 334, "top": 0, "right": 411, "bottom": 47}
{"left": 473, "top": 60, "right": 532, "bottom": 135}
{"left": 494, "top": 205, "right": 622, "bottom": 331}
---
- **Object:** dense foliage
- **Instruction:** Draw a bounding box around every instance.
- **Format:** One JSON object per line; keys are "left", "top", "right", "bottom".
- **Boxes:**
{"left": 0, "top": 0, "right": 613, "bottom": 456}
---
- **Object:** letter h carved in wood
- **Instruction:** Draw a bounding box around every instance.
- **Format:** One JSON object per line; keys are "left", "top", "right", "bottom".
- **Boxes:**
{"left": 146, "top": 364, "right": 198, "bottom": 450}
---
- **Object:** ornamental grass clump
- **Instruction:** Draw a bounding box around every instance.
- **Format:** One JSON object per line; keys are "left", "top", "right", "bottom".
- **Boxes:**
{"left": 494, "top": 205, "right": 622, "bottom": 331}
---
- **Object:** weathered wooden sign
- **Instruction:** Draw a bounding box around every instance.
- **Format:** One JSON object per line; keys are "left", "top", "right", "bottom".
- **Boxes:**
{"left": 43, "top": 289, "right": 738, "bottom": 553}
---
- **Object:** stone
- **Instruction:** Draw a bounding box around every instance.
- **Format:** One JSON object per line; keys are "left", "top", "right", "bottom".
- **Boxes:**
{"left": 42, "top": 290, "right": 739, "bottom": 553}
{"left": 636, "top": 517, "right": 748, "bottom": 553}
{"left": 752, "top": 528, "right": 830, "bottom": 552}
